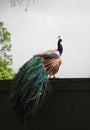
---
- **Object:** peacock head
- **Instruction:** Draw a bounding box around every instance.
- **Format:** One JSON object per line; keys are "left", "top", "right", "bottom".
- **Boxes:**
{"left": 58, "top": 35, "right": 62, "bottom": 43}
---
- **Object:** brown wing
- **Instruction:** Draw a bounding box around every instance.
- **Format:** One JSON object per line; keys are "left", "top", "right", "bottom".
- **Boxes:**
{"left": 43, "top": 58, "right": 62, "bottom": 76}
{"left": 34, "top": 50, "right": 60, "bottom": 59}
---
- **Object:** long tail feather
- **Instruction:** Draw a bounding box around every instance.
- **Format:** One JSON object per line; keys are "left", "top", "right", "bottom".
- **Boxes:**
{"left": 10, "top": 56, "right": 51, "bottom": 122}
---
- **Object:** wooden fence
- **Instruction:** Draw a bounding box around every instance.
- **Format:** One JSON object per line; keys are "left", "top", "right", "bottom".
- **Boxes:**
{"left": 0, "top": 78, "right": 90, "bottom": 130}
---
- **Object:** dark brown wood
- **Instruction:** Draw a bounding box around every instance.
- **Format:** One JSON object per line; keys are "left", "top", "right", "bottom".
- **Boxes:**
{"left": 0, "top": 78, "right": 90, "bottom": 130}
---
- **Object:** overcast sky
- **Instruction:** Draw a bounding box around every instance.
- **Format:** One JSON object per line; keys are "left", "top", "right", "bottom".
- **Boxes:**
{"left": 0, "top": 0, "right": 90, "bottom": 78}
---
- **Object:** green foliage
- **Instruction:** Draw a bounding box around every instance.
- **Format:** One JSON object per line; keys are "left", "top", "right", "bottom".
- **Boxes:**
{"left": 0, "top": 66, "right": 12, "bottom": 79}
{"left": 0, "top": 22, "right": 15, "bottom": 79}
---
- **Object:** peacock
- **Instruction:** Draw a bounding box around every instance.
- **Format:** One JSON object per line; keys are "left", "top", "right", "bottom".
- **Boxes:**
{"left": 10, "top": 36, "right": 63, "bottom": 122}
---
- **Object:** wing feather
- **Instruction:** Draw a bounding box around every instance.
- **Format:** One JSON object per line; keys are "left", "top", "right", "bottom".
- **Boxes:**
{"left": 43, "top": 58, "right": 62, "bottom": 76}
{"left": 34, "top": 50, "right": 60, "bottom": 59}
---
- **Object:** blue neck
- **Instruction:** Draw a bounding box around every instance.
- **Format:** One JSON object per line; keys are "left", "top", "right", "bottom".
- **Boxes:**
{"left": 58, "top": 39, "right": 63, "bottom": 55}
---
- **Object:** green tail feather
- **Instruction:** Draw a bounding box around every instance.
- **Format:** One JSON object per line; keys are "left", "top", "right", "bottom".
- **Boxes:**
{"left": 11, "top": 56, "right": 51, "bottom": 122}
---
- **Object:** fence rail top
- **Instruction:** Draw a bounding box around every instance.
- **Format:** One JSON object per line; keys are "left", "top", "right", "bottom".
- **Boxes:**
{"left": 0, "top": 78, "right": 90, "bottom": 91}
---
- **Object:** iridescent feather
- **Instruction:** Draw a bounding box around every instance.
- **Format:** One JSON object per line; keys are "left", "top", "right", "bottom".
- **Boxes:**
{"left": 10, "top": 37, "right": 63, "bottom": 122}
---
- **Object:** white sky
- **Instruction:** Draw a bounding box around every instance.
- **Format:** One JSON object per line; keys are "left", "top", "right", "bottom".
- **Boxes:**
{"left": 0, "top": 0, "right": 90, "bottom": 78}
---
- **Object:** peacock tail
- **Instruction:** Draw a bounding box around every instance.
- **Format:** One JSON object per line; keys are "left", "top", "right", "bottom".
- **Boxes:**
{"left": 11, "top": 56, "right": 51, "bottom": 122}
